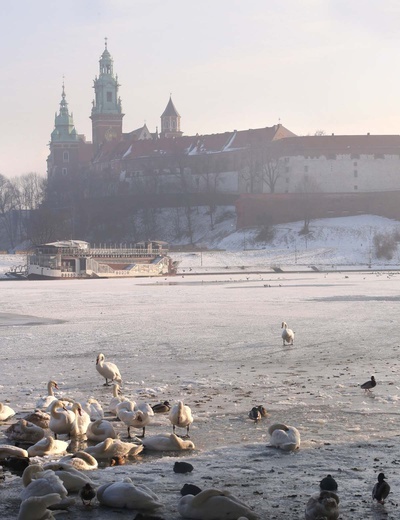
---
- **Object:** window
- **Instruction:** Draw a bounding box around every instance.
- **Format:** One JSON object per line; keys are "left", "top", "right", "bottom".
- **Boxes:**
{"left": 354, "top": 185, "right": 358, "bottom": 190}
{"left": 353, "top": 161, "right": 357, "bottom": 166}
{"left": 285, "top": 177, "right": 289, "bottom": 183}
{"left": 351, "top": 153, "right": 360, "bottom": 160}
{"left": 327, "top": 154, "right": 337, "bottom": 160}
{"left": 63, "top": 151, "right": 69, "bottom": 162}
{"left": 107, "top": 92, "right": 112, "bottom": 102}
{"left": 304, "top": 165, "right": 309, "bottom": 173}
{"left": 62, "top": 167, "right": 67, "bottom": 176}
{"left": 285, "top": 166, "right": 290, "bottom": 173}
{"left": 354, "top": 170, "right": 358, "bottom": 177}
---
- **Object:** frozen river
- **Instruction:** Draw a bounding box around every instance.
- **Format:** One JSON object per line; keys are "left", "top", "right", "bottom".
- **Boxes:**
{"left": 1, "top": 270, "right": 400, "bottom": 519}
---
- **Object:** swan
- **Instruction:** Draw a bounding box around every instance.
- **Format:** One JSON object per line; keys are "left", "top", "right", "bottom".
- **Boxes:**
{"left": 83, "top": 398, "right": 104, "bottom": 421}
{"left": 70, "top": 402, "right": 91, "bottom": 437}
{"left": 17, "top": 493, "right": 62, "bottom": 520}
{"left": 143, "top": 433, "right": 195, "bottom": 451}
{"left": 23, "top": 409, "right": 50, "bottom": 429}
{"left": 268, "top": 423, "right": 300, "bottom": 451}
{"left": 118, "top": 407, "right": 152, "bottom": 438}
{"left": 0, "top": 402, "right": 16, "bottom": 421}
{"left": 373, "top": 472, "right": 390, "bottom": 504}
{"left": 177, "top": 488, "right": 258, "bottom": 520}
{"left": 42, "top": 461, "right": 95, "bottom": 492}
{"left": 48, "top": 399, "right": 75, "bottom": 438}
{"left": 5, "top": 419, "right": 45, "bottom": 443}
{"left": 169, "top": 401, "right": 193, "bottom": 437}
{"left": 20, "top": 464, "right": 68, "bottom": 501}
{"left": 281, "top": 322, "right": 294, "bottom": 346}
{"left": 27, "top": 436, "right": 70, "bottom": 457}
{"left": 96, "top": 477, "right": 162, "bottom": 510}
{"left": 0, "top": 445, "right": 29, "bottom": 459}
{"left": 59, "top": 451, "right": 98, "bottom": 470}
{"left": 84, "top": 437, "right": 143, "bottom": 460}
{"left": 86, "top": 419, "right": 116, "bottom": 442}
{"left": 305, "top": 490, "right": 339, "bottom": 520}
{"left": 109, "top": 383, "right": 126, "bottom": 414}
{"left": 96, "top": 353, "right": 122, "bottom": 386}
{"left": 36, "top": 380, "right": 58, "bottom": 409}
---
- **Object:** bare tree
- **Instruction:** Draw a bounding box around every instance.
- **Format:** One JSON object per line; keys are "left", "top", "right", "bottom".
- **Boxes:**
{"left": 261, "top": 152, "right": 282, "bottom": 194}
{"left": 295, "top": 174, "right": 321, "bottom": 233}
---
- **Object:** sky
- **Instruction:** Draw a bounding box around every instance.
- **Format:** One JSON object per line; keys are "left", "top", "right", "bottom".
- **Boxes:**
{"left": 2, "top": 0, "right": 400, "bottom": 177}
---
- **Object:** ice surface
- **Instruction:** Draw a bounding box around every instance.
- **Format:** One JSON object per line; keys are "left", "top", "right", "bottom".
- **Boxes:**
{"left": 0, "top": 215, "right": 400, "bottom": 518}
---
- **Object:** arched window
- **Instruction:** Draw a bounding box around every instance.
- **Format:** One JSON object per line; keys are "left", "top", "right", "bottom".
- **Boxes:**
{"left": 63, "top": 151, "right": 69, "bottom": 162}
{"left": 62, "top": 167, "right": 68, "bottom": 176}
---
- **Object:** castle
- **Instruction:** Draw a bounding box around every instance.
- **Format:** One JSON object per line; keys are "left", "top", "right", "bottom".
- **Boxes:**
{"left": 47, "top": 41, "right": 400, "bottom": 229}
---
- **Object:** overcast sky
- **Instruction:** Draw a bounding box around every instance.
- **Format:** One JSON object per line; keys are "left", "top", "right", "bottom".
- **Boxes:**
{"left": 2, "top": 0, "right": 400, "bottom": 177}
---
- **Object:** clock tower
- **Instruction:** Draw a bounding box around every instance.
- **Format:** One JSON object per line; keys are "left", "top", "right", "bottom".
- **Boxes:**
{"left": 90, "top": 38, "right": 124, "bottom": 152}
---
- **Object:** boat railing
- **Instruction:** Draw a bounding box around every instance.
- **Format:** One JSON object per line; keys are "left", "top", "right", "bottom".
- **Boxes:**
{"left": 32, "top": 247, "right": 168, "bottom": 258}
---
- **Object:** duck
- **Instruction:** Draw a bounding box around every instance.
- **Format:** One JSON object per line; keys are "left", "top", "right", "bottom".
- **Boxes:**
{"left": 361, "top": 375, "right": 376, "bottom": 393}
{"left": 0, "top": 445, "right": 29, "bottom": 460}
{"left": 5, "top": 419, "right": 45, "bottom": 443}
{"left": 152, "top": 401, "right": 171, "bottom": 414}
{"left": 59, "top": 451, "right": 98, "bottom": 470}
{"left": 36, "top": 380, "right": 59, "bottom": 409}
{"left": 372, "top": 472, "right": 390, "bottom": 504}
{"left": 84, "top": 437, "right": 143, "bottom": 460}
{"left": 20, "top": 464, "right": 68, "bottom": 501}
{"left": 268, "top": 423, "right": 300, "bottom": 451}
{"left": 248, "top": 407, "right": 261, "bottom": 423}
{"left": 17, "top": 493, "right": 62, "bottom": 520}
{"left": 48, "top": 399, "right": 75, "bottom": 439}
{"left": 118, "top": 406, "right": 152, "bottom": 438}
{"left": 169, "top": 401, "right": 193, "bottom": 437}
{"left": 0, "top": 401, "right": 16, "bottom": 421}
{"left": 174, "top": 461, "right": 194, "bottom": 474}
{"left": 27, "top": 436, "right": 70, "bottom": 457}
{"left": 80, "top": 483, "right": 96, "bottom": 506}
{"left": 281, "top": 321, "right": 294, "bottom": 346}
{"left": 0, "top": 456, "right": 30, "bottom": 472}
{"left": 320, "top": 474, "right": 338, "bottom": 492}
{"left": 305, "top": 490, "right": 339, "bottom": 520}
{"left": 96, "top": 353, "right": 122, "bottom": 386}
{"left": 142, "top": 433, "right": 195, "bottom": 451}
{"left": 23, "top": 409, "right": 50, "bottom": 429}
{"left": 181, "top": 483, "right": 202, "bottom": 496}
{"left": 86, "top": 419, "right": 116, "bottom": 442}
{"left": 96, "top": 477, "right": 162, "bottom": 511}
{"left": 42, "top": 461, "right": 95, "bottom": 492}
{"left": 70, "top": 402, "right": 91, "bottom": 437}
{"left": 177, "top": 488, "right": 258, "bottom": 520}
{"left": 84, "top": 398, "right": 104, "bottom": 421}
{"left": 109, "top": 383, "right": 126, "bottom": 414}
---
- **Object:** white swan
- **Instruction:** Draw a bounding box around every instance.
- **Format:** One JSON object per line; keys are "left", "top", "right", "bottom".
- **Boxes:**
{"left": 5, "top": 419, "right": 45, "bottom": 443}
{"left": 86, "top": 419, "right": 116, "bottom": 442}
{"left": 281, "top": 321, "right": 294, "bottom": 346}
{"left": 84, "top": 397, "right": 104, "bottom": 421}
{"left": 178, "top": 488, "right": 258, "bottom": 520}
{"left": 18, "top": 493, "right": 62, "bottom": 520}
{"left": 84, "top": 437, "right": 143, "bottom": 460}
{"left": 96, "top": 477, "right": 162, "bottom": 510}
{"left": 268, "top": 423, "right": 300, "bottom": 451}
{"left": 20, "top": 464, "right": 68, "bottom": 501}
{"left": 36, "top": 380, "right": 58, "bottom": 409}
{"left": 0, "top": 401, "right": 16, "bottom": 421}
{"left": 23, "top": 409, "right": 50, "bottom": 429}
{"left": 48, "top": 400, "right": 75, "bottom": 438}
{"left": 70, "top": 402, "right": 91, "bottom": 437}
{"left": 169, "top": 401, "right": 193, "bottom": 437}
{"left": 117, "top": 407, "right": 152, "bottom": 438}
{"left": 143, "top": 433, "right": 195, "bottom": 451}
{"left": 42, "top": 461, "right": 95, "bottom": 492}
{"left": 109, "top": 383, "right": 126, "bottom": 414}
{"left": 27, "top": 436, "right": 70, "bottom": 457}
{"left": 59, "top": 451, "right": 98, "bottom": 470}
{"left": 305, "top": 490, "right": 339, "bottom": 520}
{"left": 96, "top": 353, "right": 122, "bottom": 386}
{"left": 0, "top": 445, "right": 29, "bottom": 460}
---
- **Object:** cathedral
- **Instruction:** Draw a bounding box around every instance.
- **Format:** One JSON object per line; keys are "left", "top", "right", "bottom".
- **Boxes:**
{"left": 46, "top": 41, "right": 400, "bottom": 228}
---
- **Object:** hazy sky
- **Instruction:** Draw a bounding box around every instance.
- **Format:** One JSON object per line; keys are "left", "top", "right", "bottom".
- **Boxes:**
{"left": 2, "top": 0, "right": 400, "bottom": 177}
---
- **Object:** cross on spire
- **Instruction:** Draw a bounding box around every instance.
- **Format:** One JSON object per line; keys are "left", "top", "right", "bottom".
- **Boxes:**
{"left": 104, "top": 36, "right": 108, "bottom": 50}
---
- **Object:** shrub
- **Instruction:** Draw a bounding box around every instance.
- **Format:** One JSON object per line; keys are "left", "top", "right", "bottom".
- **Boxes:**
{"left": 255, "top": 225, "right": 275, "bottom": 243}
{"left": 373, "top": 231, "right": 399, "bottom": 260}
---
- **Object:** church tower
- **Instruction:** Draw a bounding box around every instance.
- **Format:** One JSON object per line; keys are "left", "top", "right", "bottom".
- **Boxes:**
{"left": 47, "top": 82, "right": 80, "bottom": 185}
{"left": 160, "top": 96, "right": 182, "bottom": 138}
{"left": 90, "top": 39, "right": 124, "bottom": 152}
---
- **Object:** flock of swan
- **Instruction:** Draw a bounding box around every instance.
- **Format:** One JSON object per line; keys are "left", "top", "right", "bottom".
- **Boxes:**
{"left": 0, "top": 347, "right": 388, "bottom": 520}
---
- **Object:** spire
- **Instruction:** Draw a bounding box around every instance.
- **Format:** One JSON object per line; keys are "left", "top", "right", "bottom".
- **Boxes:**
{"left": 51, "top": 80, "right": 78, "bottom": 142}
{"left": 99, "top": 36, "right": 113, "bottom": 76}
{"left": 160, "top": 95, "right": 182, "bottom": 137}
{"left": 161, "top": 95, "right": 181, "bottom": 118}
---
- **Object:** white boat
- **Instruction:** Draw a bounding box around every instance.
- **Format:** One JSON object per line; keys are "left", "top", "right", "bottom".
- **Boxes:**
{"left": 26, "top": 240, "right": 176, "bottom": 279}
